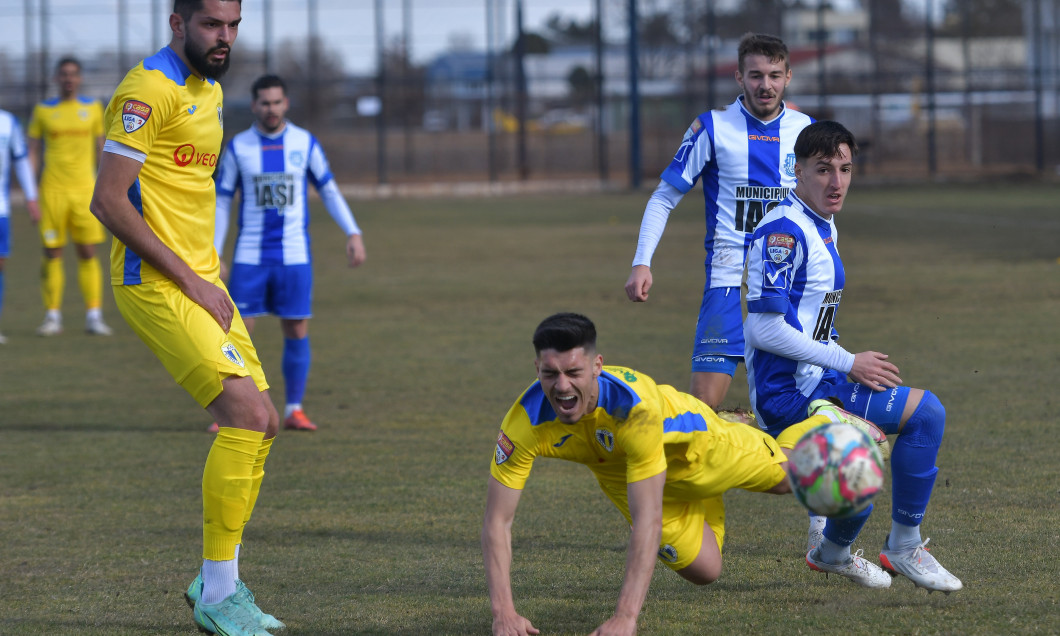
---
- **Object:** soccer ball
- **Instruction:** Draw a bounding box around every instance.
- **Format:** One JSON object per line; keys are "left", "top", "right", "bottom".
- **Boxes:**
{"left": 786, "top": 422, "right": 885, "bottom": 518}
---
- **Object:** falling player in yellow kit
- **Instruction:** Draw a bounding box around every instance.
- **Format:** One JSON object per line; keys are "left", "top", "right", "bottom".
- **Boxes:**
{"left": 27, "top": 57, "right": 112, "bottom": 336}
{"left": 483, "top": 313, "right": 830, "bottom": 636}
{"left": 89, "top": 2, "right": 283, "bottom": 635}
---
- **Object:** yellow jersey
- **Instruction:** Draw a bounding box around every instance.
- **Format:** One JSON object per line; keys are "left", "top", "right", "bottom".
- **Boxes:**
{"left": 491, "top": 366, "right": 746, "bottom": 524}
{"left": 102, "top": 46, "right": 224, "bottom": 286}
{"left": 27, "top": 95, "right": 103, "bottom": 189}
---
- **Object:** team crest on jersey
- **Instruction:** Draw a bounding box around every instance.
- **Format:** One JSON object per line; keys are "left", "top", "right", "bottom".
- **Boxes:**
{"left": 289, "top": 151, "right": 305, "bottom": 167}
{"left": 783, "top": 153, "right": 797, "bottom": 177}
{"left": 657, "top": 544, "right": 679, "bottom": 563}
{"left": 495, "top": 431, "right": 515, "bottom": 464}
{"left": 767, "top": 233, "right": 796, "bottom": 263}
{"left": 595, "top": 429, "right": 615, "bottom": 453}
{"left": 220, "top": 341, "right": 246, "bottom": 368}
{"left": 121, "top": 100, "right": 152, "bottom": 133}
{"left": 78, "top": 109, "right": 89, "bottom": 121}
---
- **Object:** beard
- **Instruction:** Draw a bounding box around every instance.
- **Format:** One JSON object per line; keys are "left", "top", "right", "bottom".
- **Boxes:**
{"left": 184, "top": 38, "right": 231, "bottom": 80}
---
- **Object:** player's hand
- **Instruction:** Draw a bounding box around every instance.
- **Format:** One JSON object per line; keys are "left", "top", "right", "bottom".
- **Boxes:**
{"left": 848, "top": 351, "right": 901, "bottom": 391}
{"left": 183, "top": 275, "right": 235, "bottom": 334}
{"left": 625, "top": 265, "right": 652, "bottom": 302}
{"left": 346, "top": 233, "right": 366, "bottom": 268}
{"left": 589, "top": 613, "right": 637, "bottom": 636}
{"left": 491, "top": 612, "right": 540, "bottom": 636}
{"left": 25, "top": 200, "right": 40, "bottom": 223}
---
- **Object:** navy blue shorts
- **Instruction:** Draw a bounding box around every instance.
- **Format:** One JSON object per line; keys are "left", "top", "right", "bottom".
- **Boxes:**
{"left": 228, "top": 262, "right": 313, "bottom": 319}
{"left": 691, "top": 285, "right": 743, "bottom": 374}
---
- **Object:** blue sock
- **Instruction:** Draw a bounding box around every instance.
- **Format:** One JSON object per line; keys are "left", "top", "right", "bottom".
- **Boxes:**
{"left": 822, "top": 503, "right": 873, "bottom": 548}
{"left": 283, "top": 336, "right": 311, "bottom": 407}
{"left": 890, "top": 391, "right": 944, "bottom": 532}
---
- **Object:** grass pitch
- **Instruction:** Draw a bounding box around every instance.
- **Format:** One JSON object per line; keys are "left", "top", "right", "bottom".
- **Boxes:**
{"left": 1, "top": 182, "right": 1058, "bottom": 634}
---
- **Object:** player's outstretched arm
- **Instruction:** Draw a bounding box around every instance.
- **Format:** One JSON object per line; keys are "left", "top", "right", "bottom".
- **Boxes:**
{"left": 847, "top": 351, "right": 902, "bottom": 392}
{"left": 624, "top": 265, "right": 652, "bottom": 302}
{"left": 482, "top": 476, "right": 539, "bottom": 636}
{"left": 91, "top": 151, "right": 235, "bottom": 332}
{"left": 591, "top": 471, "right": 665, "bottom": 636}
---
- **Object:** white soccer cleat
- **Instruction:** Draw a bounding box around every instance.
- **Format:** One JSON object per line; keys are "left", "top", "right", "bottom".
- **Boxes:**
{"left": 879, "top": 537, "right": 963, "bottom": 594}
{"left": 0, "top": 331, "right": 7, "bottom": 345}
{"left": 36, "top": 315, "right": 62, "bottom": 336}
{"left": 808, "top": 398, "right": 891, "bottom": 461}
{"left": 806, "top": 547, "right": 892, "bottom": 588}
{"left": 85, "top": 316, "right": 113, "bottom": 336}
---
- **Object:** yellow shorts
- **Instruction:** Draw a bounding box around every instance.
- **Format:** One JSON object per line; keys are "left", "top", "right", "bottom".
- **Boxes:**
{"left": 114, "top": 277, "right": 268, "bottom": 408}
{"left": 39, "top": 184, "right": 105, "bottom": 248}
{"left": 656, "top": 419, "right": 787, "bottom": 571}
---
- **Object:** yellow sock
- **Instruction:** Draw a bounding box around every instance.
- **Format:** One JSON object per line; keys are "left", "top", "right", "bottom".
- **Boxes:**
{"left": 242, "top": 437, "right": 274, "bottom": 529}
{"left": 77, "top": 257, "right": 102, "bottom": 310}
{"left": 776, "top": 414, "right": 831, "bottom": 450}
{"left": 41, "top": 256, "right": 63, "bottom": 311}
{"left": 202, "top": 427, "right": 265, "bottom": 561}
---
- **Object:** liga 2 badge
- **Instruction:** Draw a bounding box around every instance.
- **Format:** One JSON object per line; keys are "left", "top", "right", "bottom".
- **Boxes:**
{"left": 121, "top": 100, "right": 152, "bottom": 133}
{"left": 767, "top": 233, "right": 795, "bottom": 263}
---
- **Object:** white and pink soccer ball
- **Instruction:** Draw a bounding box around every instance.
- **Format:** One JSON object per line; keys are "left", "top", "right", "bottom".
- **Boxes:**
{"left": 786, "top": 422, "right": 885, "bottom": 518}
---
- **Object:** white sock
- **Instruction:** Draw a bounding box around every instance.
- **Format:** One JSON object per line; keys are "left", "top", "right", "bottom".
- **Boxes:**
{"left": 285, "top": 404, "right": 301, "bottom": 418}
{"left": 887, "top": 522, "right": 923, "bottom": 551}
{"left": 86, "top": 307, "right": 102, "bottom": 322}
{"left": 46, "top": 309, "right": 61, "bottom": 322}
{"left": 201, "top": 557, "right": 239, "bottom": 605}
{"left": 817, "top": 537, "right": 851, "bottom": 565}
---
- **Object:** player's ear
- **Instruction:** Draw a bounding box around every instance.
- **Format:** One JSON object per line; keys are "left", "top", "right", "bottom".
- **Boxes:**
{"left": 170, "top": 13, "right": 185, "bottom": 39}
{"left": 592, "top": 354, "right": 603, "bottom": 376}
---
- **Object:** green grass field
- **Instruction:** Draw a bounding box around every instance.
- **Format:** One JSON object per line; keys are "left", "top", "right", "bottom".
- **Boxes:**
{"left": 1, "top": 182, "right": 1058, "bottom": 635}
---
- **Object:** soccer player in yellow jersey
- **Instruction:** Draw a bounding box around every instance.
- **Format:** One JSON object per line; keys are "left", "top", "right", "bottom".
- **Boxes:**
{"left": 483, "top": 313, "right": 831, "bottom": 636}
{"left": 27, "top": 57, "right": 112, "bottom": 336}
{"left": 90, "top": 2, "right": 283, "bottom": 635}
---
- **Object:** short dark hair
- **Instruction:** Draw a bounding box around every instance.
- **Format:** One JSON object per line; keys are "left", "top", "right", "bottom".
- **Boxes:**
{"left": 533, "top": 313, "right": 597, "bottom": 355}
{"left": 173, "top": 0, "right": 241, "bottom": 22}
{"left": 794, "top": 120, "right": 859, "bottom": 161}
{"left": 56, "top": 57, "right": 81, "bottom": 72}
{"left": 251, "top": 74, "right": 287, "bottom": 100}
{"left": 737, "top": 32, "right": 789, "bottom": 73}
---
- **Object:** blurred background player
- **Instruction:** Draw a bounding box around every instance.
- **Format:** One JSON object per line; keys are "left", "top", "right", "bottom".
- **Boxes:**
{"left": 0, "top": 107, "right": 41, "bottom": 343}
{"left": 214, "top": 73, "right": 366, "bottom": 433}
{"left": 624, "top": 33, "right": 812, "bottom": 410}
{"left": 27, "top": 56, "right": 111, "bottom": 336}
{"left": 744, "top": 120, "right": 962, "bottom": 593}
{"left": 90, "top": 1, "right": 286, "bottom": 633}
{"left": 483, "top": 312, "right": 833, "bottom": 636}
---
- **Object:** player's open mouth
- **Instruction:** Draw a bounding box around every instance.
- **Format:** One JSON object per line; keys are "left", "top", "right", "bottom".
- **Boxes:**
{"left": 555, "top": 395, "right": 578, "bottom": 412}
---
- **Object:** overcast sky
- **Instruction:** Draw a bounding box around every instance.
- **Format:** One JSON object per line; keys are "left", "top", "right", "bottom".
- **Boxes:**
{"left": 0, "top": 0, "right": 940, "bottom": 77}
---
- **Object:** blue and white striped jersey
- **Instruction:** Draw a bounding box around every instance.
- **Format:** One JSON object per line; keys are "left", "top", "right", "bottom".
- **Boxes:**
{"left": 215, "top": 122, "right": 357, "bottom": 266}
{"left": 0, "top": 109, "right": 34, "bottom": 219}
{"left": 744, "top": 193, "right": 845, "bottom": 423}
{"left": 660, "top": 97, "right": 812, "bottom": 287}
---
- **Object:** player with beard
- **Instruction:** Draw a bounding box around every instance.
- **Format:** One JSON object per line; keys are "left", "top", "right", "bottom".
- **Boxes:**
{"left": 624, "top": 33, "right": 813, "bottom": 413}
{"left": 211, "top": 74, "right": 366, "bottom": 433}
{"left": 90, "top": 1, "right": 285, "bottom": 634}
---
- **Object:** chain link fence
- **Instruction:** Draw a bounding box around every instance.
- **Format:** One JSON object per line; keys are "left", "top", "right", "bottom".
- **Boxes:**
{"left": 3, "top": 0, "right": 1058, "bottom": 186}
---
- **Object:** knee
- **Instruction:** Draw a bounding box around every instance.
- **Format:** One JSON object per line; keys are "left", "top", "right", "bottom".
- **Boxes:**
{"left": 679, "top": 561, "right": 722, "bottom": 586}
{"left": 901, "top": 390, "right": 945, "bottom": 447}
